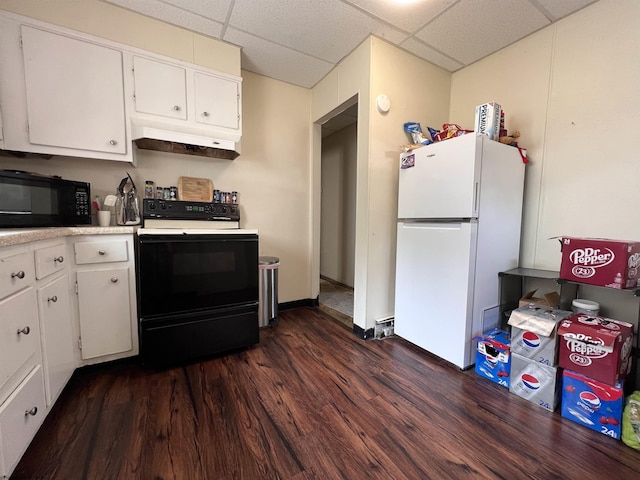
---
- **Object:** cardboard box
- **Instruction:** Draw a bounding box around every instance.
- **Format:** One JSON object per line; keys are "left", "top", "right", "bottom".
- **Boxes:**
{"left": 508, "top": 305, "right": 572, "bottom": 366}
{"left": 510, "top": 353, "right": 561, "bottom": 412}
{"left": 518, "top": 289, "right": 561, "bottom": 308}
{"left": 557, "top": 314, "right": 634, "bottom": 385}
{"left": 559, "top": 237, "right": 640, "bottom": 289}
{"left": 474, "top": 102, "right": 501, "bottom": 141}
{"left": 474, "top": 328, "right": 511, "bottom": 388}
{"left": 561, "top": 370, "right": 624, "bottom": 439}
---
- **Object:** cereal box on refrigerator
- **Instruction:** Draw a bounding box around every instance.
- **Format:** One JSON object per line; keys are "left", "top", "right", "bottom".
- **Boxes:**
{"left": 474, "top": 102, "right": 501, "bottom": 141}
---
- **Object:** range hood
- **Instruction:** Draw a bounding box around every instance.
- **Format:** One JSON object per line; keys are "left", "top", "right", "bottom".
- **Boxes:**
{"left": 131, "top": 120, "right": 240, "bottom": 160}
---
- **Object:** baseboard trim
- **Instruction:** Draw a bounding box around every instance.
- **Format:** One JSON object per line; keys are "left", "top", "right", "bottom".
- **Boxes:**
{"left": 353, "top": 324, "right": 374, "bottom": 340}
{"left": 279, "top": 297, "right": 319, "bottom": 311}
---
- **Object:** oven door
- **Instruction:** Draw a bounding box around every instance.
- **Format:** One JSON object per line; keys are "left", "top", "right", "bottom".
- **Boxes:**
{"left": 136, "top": 230, "right": 259, "bottom": 365}
{"left": 136, "top": 231, "right": 259, "bottom": 318}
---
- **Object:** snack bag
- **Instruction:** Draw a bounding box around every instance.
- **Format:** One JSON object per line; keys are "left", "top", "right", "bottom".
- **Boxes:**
{"left": 622, "top": 391, "right": 640, "bottom": 450}
{"left": 403, "top": 122, "right": 431, "bottom": 145}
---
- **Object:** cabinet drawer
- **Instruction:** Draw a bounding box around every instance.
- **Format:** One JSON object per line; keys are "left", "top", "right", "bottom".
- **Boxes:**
{"left": 34, "top": 243, "right": 66, "bottom": 280}
{"left": 0, "top": 251, "right": 34, "bottom": 300}
{"left": 0, "top": 365, "right": 46, "bottom": 478}
{"left": 74, "top": 239, "right": 129, "bottom": 265}
{"left": 0, "top": 288, "right": 40, "bottom": 392}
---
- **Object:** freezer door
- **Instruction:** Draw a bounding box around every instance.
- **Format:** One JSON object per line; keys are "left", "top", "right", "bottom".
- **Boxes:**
{"left": 398, "top": 134, "right": 480, "bottom": 220}
{"left": 394, "top": 221, "right": 477, "bottom": 369}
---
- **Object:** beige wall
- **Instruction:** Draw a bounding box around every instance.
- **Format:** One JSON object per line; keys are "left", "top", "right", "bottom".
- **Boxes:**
{"left": 0, "top": 1, "right": 312, "bottom": 304}
{"left": 312, "top": 37, "right": 450, "bottom": 330}
{"left": 450, "top": 0, "right": 640, "bottom": 324}
{"left": 451, "top": 0, "right": 640, "bottom": 269}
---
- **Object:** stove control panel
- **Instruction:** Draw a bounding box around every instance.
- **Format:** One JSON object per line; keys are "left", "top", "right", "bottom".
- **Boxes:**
{"left": 142, "top": 199, "right": 240, "bottom": 222}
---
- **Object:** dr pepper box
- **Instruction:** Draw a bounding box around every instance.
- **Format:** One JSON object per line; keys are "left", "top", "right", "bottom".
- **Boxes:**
{"left": 561, "top": 370, "right": 624, "bottom": 439}
{"left": 474, "top": 328, "right": 511, "bottom": 388}
{"left": 559, "top": 237, "right": 640, "bottom": 288}
{"left": 557, "top": 314, "right": 634, "bottom": 385}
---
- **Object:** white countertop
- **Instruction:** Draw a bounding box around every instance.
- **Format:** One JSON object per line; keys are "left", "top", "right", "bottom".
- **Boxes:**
{"left": 0, "top": 226, "right": 138, "bottom": 248}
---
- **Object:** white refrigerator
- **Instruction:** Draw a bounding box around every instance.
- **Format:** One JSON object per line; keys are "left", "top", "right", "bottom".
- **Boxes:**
{"left": 394, "top": 133, "right": 525, "bottom": 369}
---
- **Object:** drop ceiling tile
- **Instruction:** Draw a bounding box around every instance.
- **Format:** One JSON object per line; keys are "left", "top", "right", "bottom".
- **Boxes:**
{"left": 415, "top": 0, "right": 550, "bottom": 65}
{"left": 535, "top": 0, "right": 599, "bottom": 21}
{"left": 105, "top": 0, "right": 223, "bottom": 37}
{"left": 348, "top": 0, "right": 457, "bottom": 32}
{"left": 228, "top": 0, "right": 402, "bottom": 63}
{"left": 400, "top": 37, "right": 464, "bottom": 71}
{"left": 224, "top": 27, "right": 334, "bottom": 88}
{"left": 160, "top": 0, "right": 233, "bottom": 22}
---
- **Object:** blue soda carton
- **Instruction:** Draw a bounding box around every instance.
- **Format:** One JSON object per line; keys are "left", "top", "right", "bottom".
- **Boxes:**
{"left": 474, "top": 328, "right": 511, "bottom": 388}
{"left": 561, "top": 369, "right": 624, "bottom": 439}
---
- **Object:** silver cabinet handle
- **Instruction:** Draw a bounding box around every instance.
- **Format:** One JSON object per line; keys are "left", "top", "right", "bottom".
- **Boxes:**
{"left": 203, "top": 111, "right": 209, "bottom": 117}
{"left": 98, "top": 250, "right": 106, "bottom": 255}
{"left": 111, "top": 277, "right": 118, "bottom": 283}
{"left": 54, "top": 256, "right": 64, "bottom": 263}
{"left": 17, "top": 326, "right": 31, "bottom": 335}
{"left": 173, "top": 105, "right": 181, "bottom": 111}
{"left": 25, "top": 407, "right": 38, "bottom": 417}
{"left": 11, "top": 270, "right": 25, "bottom": 279}
{"left": 48, "top": 295, "right": 58, "bottom": 303}
{"left": 110, "top": 139, "right": 118, "bottom": 145}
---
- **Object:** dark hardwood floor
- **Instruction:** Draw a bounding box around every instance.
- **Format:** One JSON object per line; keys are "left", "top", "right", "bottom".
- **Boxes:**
{"left": 12, "top": 307, "right": 640, "bottom": 480}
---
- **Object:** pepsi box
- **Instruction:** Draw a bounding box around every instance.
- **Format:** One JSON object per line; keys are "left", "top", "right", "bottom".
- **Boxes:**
{"left": 509, "top": 353, "right": 561, "bottom": 412}
{"left": 508, "top": 305, "right": 572, "bottom": 366}
{"left": 474, "top": 328, "right": 511, "bottom": 388}
{"left": 561, "top": 370, "right": 624, "bottom": 439}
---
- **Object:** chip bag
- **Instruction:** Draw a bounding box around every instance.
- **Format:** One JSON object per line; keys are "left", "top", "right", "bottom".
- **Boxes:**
{"left": 622, "top": 391, "right": 640, "bottom": 450}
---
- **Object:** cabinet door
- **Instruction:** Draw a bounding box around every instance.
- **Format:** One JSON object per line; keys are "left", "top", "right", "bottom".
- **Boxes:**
{"left": 0, "top": 288, "right": 39, "bottom": 391}
{"left": 37, "top": 275, "right": 74, "bottom": 406}
{"left": 133, "top": 55, "right": 187, "bottom": 120}
{"left": 194, "top": 71, "right": 240, "bottom": 130}
{"left": 20, "top": 26, "right": 126, "bottom": 154}
{"left": 76, "top": 267, "right": 132, "bottom": 360}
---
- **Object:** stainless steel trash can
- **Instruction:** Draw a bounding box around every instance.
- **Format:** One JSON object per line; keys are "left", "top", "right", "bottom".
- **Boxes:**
{"left": 259, "top": 256, "right": 279, "bottom": 327}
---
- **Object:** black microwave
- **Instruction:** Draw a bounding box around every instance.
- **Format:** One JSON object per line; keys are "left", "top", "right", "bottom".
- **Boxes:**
{"left": 0, "top": 170, "right": 91, "bottom": 228}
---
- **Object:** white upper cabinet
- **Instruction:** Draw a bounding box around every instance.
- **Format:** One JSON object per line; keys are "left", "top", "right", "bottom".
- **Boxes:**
{"left": 128, "top": 53, "right": 242, "bottom": 140}
{"left": 21, "top": 26, "right": 127, "bottom": 155}
{"left": 0, "top": 11, "right": 242, "bottom": 163}
{"left": 194, "top": 71, "right": 240, "bottom": 130}
{"left": 133, "top": 56, "right": 187, "bottom": 120}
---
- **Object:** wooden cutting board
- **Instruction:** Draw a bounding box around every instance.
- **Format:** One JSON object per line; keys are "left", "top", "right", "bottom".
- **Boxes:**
{"left": 177, "top": 176, "right": 213, "bottom": 202}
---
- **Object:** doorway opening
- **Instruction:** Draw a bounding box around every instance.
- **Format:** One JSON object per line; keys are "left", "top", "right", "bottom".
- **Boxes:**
{"left": 319, "top": 101, "right": 358, "bottom": 328}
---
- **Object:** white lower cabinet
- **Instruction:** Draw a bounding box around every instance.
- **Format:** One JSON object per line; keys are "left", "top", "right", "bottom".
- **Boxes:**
{"left": 76, "top": 267, "right": 132, "bottom": 359}
{"left": 37, "top": 274, "right": 74, "bottom": 406}
{"left": 0, "top": 365, "right": 45, "bottom": 478}
{"left": 72, "top": 234, "right": 138, "bottom": 365}
{"left": 0, "top": 231, "right": 138, "bottom": 477}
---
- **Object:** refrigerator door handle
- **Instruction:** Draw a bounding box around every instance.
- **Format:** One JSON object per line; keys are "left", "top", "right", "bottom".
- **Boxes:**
{"left": 474, "top": 181, "right": 479, "bottom": 213}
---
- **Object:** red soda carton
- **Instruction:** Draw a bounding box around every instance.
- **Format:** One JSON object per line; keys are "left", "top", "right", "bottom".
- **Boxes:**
{"left": 559, "top": 237, "right": 640, "bottom": 288}
{"left": 557, "top": 314, "right": 634, "bottom": 385}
